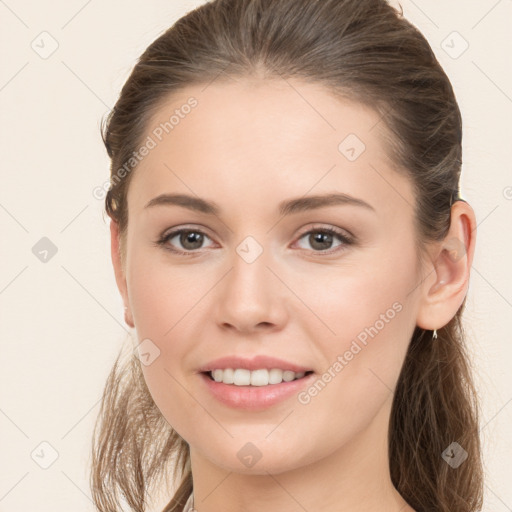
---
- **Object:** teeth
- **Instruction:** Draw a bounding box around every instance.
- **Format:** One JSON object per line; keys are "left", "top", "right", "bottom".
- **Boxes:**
{"left": 210, "top": 368, "right": 307, "bottom": 386}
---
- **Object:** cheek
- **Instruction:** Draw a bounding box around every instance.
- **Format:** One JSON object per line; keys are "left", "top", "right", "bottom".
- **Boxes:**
{"left": 292, "top": 247, "right": 418, "bottom": 388}
{"left": 128, "top": 256, "right": 202, "bottom": 437}
{"left": 289, "top": 266, "right": 417, "bottom": 449}
{"left": 294, "top": 256, "right": 415, "bottom": 343}
{"left": 125, "top": 245, "right": 226, "bottom": 408}
{"left": 126, "top": 246, "right": 200, "bottom": 338}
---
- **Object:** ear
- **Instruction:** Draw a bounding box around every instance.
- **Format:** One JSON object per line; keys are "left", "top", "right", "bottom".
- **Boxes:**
{"left": 110, "top": 219, "right": 134, "bottom": 328}
{"left": 416, "top": 200, "right": 477, "bottom": 331}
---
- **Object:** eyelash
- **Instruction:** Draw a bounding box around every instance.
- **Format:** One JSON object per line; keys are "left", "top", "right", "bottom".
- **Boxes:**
{"left": 154, "top": 225, "right": 354, "bottom": 256}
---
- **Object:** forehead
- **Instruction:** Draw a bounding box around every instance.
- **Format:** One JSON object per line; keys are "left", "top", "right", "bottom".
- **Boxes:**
{"left": 127, "top": 78, "right": 414, "bottom": 218}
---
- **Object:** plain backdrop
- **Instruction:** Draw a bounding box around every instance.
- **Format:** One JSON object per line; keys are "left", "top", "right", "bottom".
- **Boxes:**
{"left": 0, "top": 1, "right": 511, "bottom": 510}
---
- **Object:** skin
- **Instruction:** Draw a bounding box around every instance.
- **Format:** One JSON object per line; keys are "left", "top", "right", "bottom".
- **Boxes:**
{"left": 110, "top": 77, "right": 476, "bottom": 512}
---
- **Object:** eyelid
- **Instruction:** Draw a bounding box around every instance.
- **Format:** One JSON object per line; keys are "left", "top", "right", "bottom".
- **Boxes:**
{"left": 295, "top": 223, "right": 354, "bottom": 242}
{"left": 160, "top": 223, "right": 214, "bottom": 240}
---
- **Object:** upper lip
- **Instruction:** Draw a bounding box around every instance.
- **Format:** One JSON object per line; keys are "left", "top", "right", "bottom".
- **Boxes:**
{"left": 198, "top": 355, "right": 314, "bottom": 373}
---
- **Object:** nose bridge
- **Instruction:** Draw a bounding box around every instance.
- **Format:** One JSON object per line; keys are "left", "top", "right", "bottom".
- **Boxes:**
{"left": 216, "top": 233, "right": 286, "bottom": 331}
{"left": 229, "top": 233, "right": 274, "bottom": 298}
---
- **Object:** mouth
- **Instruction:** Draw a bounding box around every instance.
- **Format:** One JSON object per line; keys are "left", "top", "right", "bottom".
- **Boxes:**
{"left": 199, "top": 369, "right": 317, "bottom": 410}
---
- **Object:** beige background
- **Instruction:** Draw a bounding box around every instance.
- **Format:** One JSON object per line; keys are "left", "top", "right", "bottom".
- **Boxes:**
{"left": 0, "top": 0, "right": 511, "bottom": 510}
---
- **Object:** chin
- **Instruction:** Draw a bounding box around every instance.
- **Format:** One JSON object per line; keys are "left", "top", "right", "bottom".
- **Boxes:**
{"left": 201, "top": 443, "right": 312, "bottom": 476}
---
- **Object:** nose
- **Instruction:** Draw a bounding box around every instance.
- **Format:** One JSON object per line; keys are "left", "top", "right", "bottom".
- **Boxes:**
{"left": 215, "top": 243, "right": 289, "bottom": 334}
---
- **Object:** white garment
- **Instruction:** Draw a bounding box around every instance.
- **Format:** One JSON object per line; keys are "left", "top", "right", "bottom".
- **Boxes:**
{"left": 183, "top": 492, "right": 195, "bottom": 512}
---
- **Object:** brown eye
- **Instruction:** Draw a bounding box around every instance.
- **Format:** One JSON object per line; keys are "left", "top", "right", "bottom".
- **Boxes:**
{"left": 295, "top": 227, "right": 353, "bottom": 253}
{"left": 158, "top": 228, "right": 214, "bottom": 254}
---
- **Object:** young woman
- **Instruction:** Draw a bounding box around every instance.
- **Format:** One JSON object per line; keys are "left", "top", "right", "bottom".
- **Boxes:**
{"left": 90, "top": 0, "right": 484, "bottom": 510}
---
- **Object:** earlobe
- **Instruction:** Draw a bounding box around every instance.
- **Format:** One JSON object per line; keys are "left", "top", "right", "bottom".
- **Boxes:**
{"left": 416, "top": 201, "right": 477, "bottom": 331}
{"left": 110, "top": 219, "right": 135, "bottom": 328}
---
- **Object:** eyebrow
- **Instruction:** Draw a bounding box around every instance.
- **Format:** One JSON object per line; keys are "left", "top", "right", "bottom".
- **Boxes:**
{"left": 144, "top": 192, "right": 376, "bottom": 216}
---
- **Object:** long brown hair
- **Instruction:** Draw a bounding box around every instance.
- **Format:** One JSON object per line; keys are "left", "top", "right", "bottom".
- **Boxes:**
{"left": 91, "top": 1, "right": 484, "bottom": 510}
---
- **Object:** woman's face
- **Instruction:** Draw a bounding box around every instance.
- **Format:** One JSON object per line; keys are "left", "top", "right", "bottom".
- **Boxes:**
{"left": 117, "top": 78, "right": 426, "bottom": 474}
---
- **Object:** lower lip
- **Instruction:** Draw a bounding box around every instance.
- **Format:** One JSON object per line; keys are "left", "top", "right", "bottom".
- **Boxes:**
{"left": 199, "top": 372, "right": 316, "bottom": 410}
